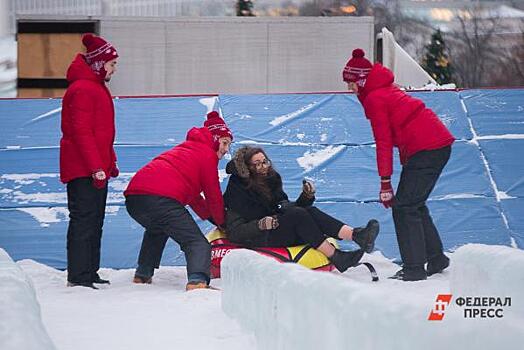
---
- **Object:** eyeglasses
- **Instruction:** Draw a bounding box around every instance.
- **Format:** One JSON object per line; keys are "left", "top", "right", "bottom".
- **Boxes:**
{"left": 250, "top": 159, "right": 271, "bottom": 170}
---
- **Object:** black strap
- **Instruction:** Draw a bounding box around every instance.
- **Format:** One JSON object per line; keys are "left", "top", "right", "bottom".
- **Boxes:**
{"left": 357, "top": 262, "right": 379, "bottom": 282}
{"left": 291, "top": 245, "right": 312, "bottom": 263}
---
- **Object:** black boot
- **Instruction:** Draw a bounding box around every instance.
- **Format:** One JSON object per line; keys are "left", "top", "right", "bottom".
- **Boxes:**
{"left": 352, "top": 219, "right": 380, "bottom": 253}
{"left": 389, "top": 265, "right": 427, "bottom": 281}
{"left": 93, "top": 277, "right": 111, "bottom": 284}
{"left": 427, "top": 254, "right": 450, "bottom": 276}
{"left": 67, "top": 281, "right": 99, "bottom": 289}
{"left": 329, "top": 249, "right": 364, "bottom": 272}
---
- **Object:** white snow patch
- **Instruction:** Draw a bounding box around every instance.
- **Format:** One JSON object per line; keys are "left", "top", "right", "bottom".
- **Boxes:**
{"left": 476, "top": 134, "right": 524, "bottom": 140}
{"left": 1, "top": 173, "right": 59, "bottom": 182}
{"left": 105, "top": 206, "right": 120, "bottom": 215}
{"left": 14, "top": 260, "right": 255, "bottom": 350}
{"left": 11, "top": 191, "right": 67, "bottom": 204}
{"left": 296, "top": 145, "right": 345, "bottom": 172}
{"left": 320, "top": 133, "right": 328, "bottom": 142}
{"left": 421, "top": 83, "right": 457, "bottom": 91}
{"left": 497, "top": 191, "right": 516, "bottom": 200}
{"left": 431, "top": 193, "right": 485, "bottom": 200}
{"left": 109, "top": 179, "right": 130, "bottom": 192}
{"left": 296, "top": 133, "right": 305, "bottom": 140}
{"left": 237, "top": 113, "right": 253, "bottom": 120}
{"left": 320, "top": 117, "right": 332, "bottom": 121}
{"left": 270, "top": 102, "right": 317, "bottom": 126}
{"left": 17, "top": 207, "right": 69, "bottom": 227}
{"left": 28, "top": 107, "right": 62, "bottom": 124}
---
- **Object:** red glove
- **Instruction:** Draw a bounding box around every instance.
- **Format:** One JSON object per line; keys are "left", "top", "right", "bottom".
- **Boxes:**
{"left": 110, "top": 163, "right": 119, "bottom": 178}
{"left": 92, "top": 170, "right": 107, "bottom": 189}
{"left": 379, "top": 179, "right": 394, "bottom": 209}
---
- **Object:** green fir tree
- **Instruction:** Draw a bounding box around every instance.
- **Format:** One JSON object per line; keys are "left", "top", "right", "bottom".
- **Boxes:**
{"left": 237, "top": 0, "right": 255, "bottom": 16}
{"left": 422, "top": 29, "right": 454, "bottom": 85}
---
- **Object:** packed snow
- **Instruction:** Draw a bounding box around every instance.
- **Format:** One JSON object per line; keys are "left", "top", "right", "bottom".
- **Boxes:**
{"left": 222, "top": 245, "right": 523, "bottom": 350}
{"left": 2, "top": 244, "right": 523, "bottom": 350}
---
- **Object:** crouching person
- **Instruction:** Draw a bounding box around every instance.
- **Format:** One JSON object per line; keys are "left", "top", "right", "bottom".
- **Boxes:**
{"left": 223, "top": 146, "right": 379, "bottom": 273}
{"left": 124, "top": 112, "right": 232, "bottom": 290}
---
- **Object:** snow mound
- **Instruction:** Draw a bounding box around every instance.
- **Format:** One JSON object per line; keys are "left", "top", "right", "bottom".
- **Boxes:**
{"left": 0, "top": 248, "right": 56, "bottom": 350}
{"left": 221, "top": 246, "right": 523, "bottom": 350}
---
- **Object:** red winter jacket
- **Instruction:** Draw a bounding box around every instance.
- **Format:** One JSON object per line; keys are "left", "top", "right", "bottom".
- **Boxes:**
{"left": 124, "top": 127, "right": 225, "bottom": 226}
{"left": 60, "top": 54, "right": 117, "bottom": 183}
{"left": 358, "top": 64, "right": 455, "bottom": 177}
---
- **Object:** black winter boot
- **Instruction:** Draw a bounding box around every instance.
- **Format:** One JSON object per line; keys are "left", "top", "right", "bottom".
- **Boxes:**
{"left": 389, "top": 265, "right": 427, "bottom": 281}
{"left": 352, "top": 219, "right": 380, "bottom": 253}
{"left": 329, "top": 249, "right": 364, "bottom": 273}
{"left": 67, "top": 281, "right": 99, "bottom": 289}
{"left": 93, "top": 277, "right": 110, "bottom": 284}
{"left": 427, "top": 254, "right": 450, "bottom": 276}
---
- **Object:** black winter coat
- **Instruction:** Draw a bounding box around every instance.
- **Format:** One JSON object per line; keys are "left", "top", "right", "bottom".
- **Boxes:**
{"left": 223, "top": 160, "right": 314, "bottom": 246}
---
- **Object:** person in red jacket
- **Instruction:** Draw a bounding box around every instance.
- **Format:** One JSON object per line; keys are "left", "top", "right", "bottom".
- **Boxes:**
{"left": 124, "top": 112, "right": 233, "bottom": 291}
{"left": 60, "top": 33, "right": 119, "bottom": 289}
{"left": 342, "top": 49, "right": 455, "bottom": 281}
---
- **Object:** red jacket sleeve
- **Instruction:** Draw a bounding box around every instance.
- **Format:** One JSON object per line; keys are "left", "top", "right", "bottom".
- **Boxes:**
{"left": 69, "top": 91, "right": 104, "bottom": 172}
{"left": 365, "top": 93, "right": 394, "bottom": 177}
{"left": 199, "top": 153, "right": 225, "bottom": 226}
{"left": 188, "top": 194, "right": 211, "bottom": 221}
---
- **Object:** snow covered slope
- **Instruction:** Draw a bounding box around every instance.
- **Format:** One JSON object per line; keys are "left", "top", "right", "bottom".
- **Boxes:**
{"left": 222, "top": 245, "right": 524, "bottom": 350}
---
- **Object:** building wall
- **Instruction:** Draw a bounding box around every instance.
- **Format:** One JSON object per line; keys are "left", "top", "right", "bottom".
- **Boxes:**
{"left": 100, "top": 17, "right": 374, "bottom": 95}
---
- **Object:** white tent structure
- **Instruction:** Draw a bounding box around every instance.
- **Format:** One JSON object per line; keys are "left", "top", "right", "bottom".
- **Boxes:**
{"left": 379, "top": 27, "right": 438, "bottom": 89}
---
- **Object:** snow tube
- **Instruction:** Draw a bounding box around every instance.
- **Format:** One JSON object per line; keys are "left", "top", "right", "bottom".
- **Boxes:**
{"left": 207, "top": 229, "right": 337, "bottom": 279}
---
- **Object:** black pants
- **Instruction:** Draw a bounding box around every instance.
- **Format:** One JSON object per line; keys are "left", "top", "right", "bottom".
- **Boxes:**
{"left": 125, "top": 195, "right": 211, "bottom": 282}
{"left": 392, "top": 146, "right": 452, "bottom": 268}
{"left": 66, "top": 177, "right": 108, "bottom": 283}
{"left": 264, "top": 206, "right": 344, "bottom": 248}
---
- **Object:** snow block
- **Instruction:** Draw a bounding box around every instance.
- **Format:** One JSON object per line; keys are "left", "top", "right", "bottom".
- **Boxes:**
{"left": 222, "top": 248, "right": 523, "bottom": 350}
{"left": 450, "top": 244, "right": 524, "bottom": 319}
{"left": 0, "top": 248, "right": 57, "bottom": 350}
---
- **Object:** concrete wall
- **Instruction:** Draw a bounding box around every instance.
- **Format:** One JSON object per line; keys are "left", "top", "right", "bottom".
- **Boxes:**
{"left": 100, "top": 17, "right": 374, "bottom": 95}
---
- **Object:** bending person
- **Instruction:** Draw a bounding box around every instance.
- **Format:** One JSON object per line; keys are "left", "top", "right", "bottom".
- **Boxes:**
{"left": 342, "top": 48, "right": 454, "bottom": 281}
{"left": 124, "top": 112, "right": 232, "bottom": 290}
{"left": 223, "top": 146, "right": 379, "bottom": 273}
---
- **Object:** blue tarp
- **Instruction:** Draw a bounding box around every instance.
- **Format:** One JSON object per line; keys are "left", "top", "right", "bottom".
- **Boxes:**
{"left": 0, "top": 88, "right": 523, "bottom": 270}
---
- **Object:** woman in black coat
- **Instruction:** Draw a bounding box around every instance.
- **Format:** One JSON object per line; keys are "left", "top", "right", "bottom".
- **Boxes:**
{"left": 223, "top": 146, "right": 379, "bottom": 273}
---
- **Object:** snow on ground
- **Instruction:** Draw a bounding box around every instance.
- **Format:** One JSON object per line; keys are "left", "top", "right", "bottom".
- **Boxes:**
{"left": 222, "top": 246, "right": 524, "bottom": 350}
{"left": 3, "top": 244, "right": 521, "bottom": 350}
{"left": 16, "top": 261, "right": 255, "bottom": 350}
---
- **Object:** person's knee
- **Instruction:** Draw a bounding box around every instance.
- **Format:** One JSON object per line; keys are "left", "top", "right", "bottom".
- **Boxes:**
{"left": 285, "top": 205, "right": 308, "bottom": 219}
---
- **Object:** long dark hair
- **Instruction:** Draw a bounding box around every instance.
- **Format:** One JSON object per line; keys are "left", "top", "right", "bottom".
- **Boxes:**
{"left": 242, "top": 147, "right": 278, "bottom": 202}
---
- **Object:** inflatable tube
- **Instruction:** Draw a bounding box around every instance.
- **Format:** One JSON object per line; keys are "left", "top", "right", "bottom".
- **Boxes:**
{"left": 207, "top": 229, "right": 337, "bottom": 279}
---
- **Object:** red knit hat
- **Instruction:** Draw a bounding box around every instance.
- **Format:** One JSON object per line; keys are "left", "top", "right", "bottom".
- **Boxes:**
{"left": 204, "top": 111, "right": 233, "bottom": 150}
{"left": 82, "top": 33, "right": 118, "bottom": 77}
{"left": 342, "top": 48, "right": 373, "bottom": 84}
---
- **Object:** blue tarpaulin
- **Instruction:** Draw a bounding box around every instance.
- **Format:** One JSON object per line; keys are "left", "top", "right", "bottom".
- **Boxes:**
{"left": 0, "top": 88, "right": 523, "bottom": 269}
